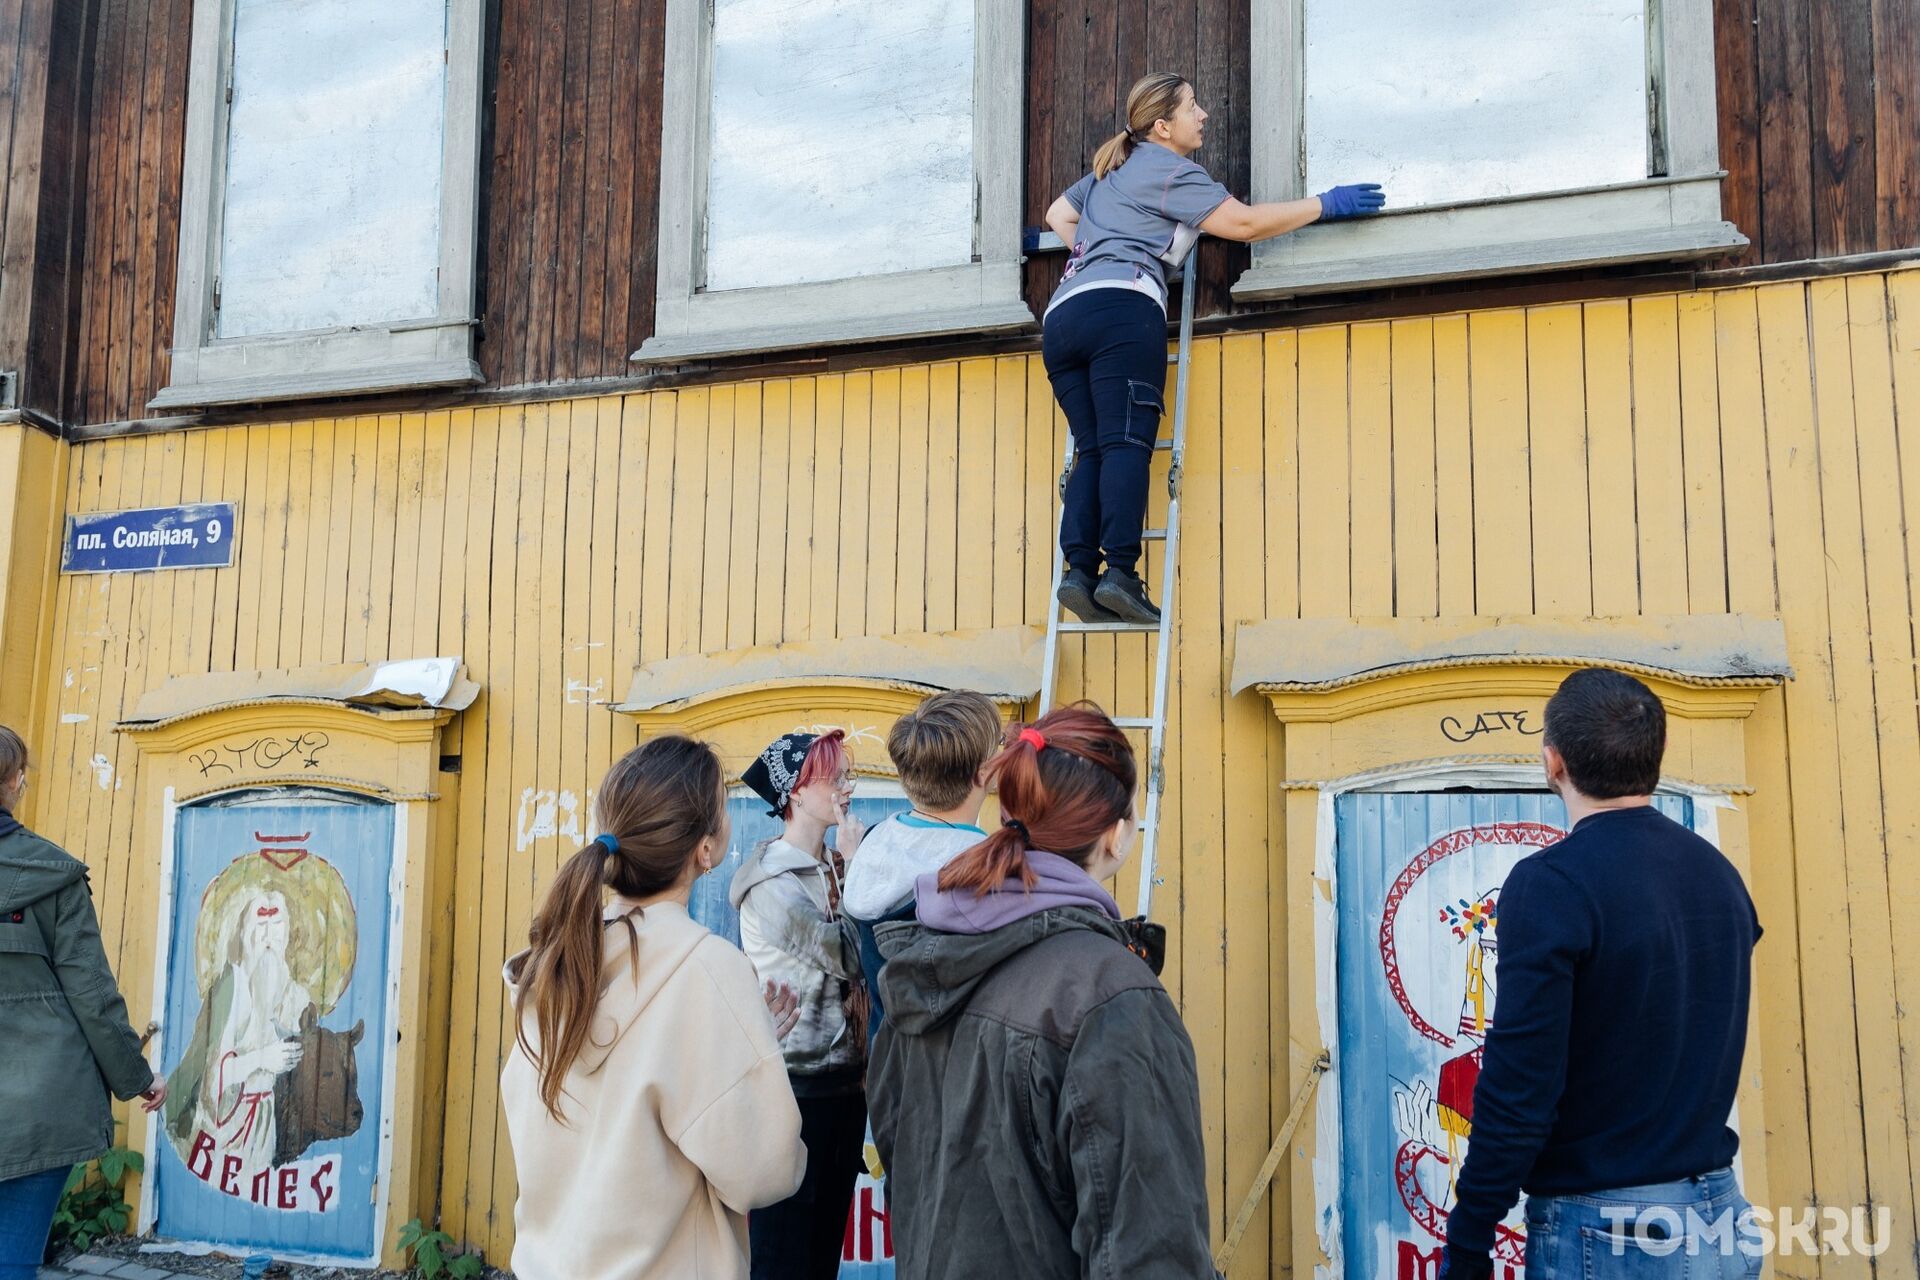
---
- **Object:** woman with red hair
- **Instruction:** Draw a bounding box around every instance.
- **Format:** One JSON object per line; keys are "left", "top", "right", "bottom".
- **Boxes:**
{"left": 866, "top": 705, "right": 1213, "bottom": 1277}
{"left": 727, "top": 729, "right": 869, "bottom": 1280}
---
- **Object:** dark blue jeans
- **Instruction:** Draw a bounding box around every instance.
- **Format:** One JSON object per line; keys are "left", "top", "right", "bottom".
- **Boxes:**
{"left": 1042, "top": 288, "right": 1167, "bottom": 578}
{"left": 0, "top": 1165, "right": 69, "bottom": 1279}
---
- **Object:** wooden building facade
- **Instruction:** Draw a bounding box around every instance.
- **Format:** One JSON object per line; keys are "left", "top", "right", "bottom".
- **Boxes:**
{"left": 0, "top": 0, "right": 1917, "bottom": 1274}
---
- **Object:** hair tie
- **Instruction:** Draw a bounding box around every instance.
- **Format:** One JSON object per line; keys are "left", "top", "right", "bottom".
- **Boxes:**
{"left": 1018, "top": 727, "right": 1047, "bottom": 751}
{"left": 593, "top": 833, "right": 620, "bottom": 858}
{"left": 1003, "top": 818, "right": 1030, "bottom": 841}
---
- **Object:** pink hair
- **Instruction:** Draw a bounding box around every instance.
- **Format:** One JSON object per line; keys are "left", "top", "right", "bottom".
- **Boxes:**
{"left": 785, "top": 730, "right": 849, "bottom": 816}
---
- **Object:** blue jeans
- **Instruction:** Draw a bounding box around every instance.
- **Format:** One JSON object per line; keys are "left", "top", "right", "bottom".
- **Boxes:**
{"left": 1042, "top": 288, "right": 1167, "bottom": 578}
{"left": 1523, "top": 1168, "right": 1762, "bottom": 1280}
{"left": 0, "top": 1165, "right": 71, "bottom": 1279}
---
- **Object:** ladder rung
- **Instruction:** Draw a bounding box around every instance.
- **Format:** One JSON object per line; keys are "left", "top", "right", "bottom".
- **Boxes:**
{"left": 1057, "top": 620, "right": 1159, "bottom": 633}
{"left": 1167, "top": 353, "right": 1179, "bottom": 363}
{"left": 1141, "top": 527, "right": 1167, "bottom": 541}
{"left": 1110, "top": 716, "right": 1156, "bottom": 729}
{"left": 1154, "top": 438, "right": 1173, "bottom": 451}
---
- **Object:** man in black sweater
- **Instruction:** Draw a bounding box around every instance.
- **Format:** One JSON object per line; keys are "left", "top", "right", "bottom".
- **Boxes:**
{"left": 1443, "top": 668, "right": 1762, "bottom": 1280}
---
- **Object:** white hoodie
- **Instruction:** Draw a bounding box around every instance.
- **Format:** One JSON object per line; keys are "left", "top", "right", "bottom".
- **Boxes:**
{"left": 841, "top": 814, "right": 988, "bottom": 920}
{"left": 502, "top": 899, "right": 805, "bottom": 1280}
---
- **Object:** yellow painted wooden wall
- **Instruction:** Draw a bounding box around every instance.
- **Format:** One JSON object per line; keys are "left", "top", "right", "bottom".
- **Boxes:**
{"left": 18, "top": 267, "right": 1920, "bottom": 1277}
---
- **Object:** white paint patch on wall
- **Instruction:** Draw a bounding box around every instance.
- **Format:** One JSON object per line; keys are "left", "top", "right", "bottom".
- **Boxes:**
{"left": 61, "top": 712, "right": 90, "bottom": 724}
{"left": 565, "top": 679, "right": 603, "bottom": 705}
{"left": 516, "top": 788, "right": 583, "bottom": 852}
{"left": 90, "top": 754, "right": 114, "bottom": 789}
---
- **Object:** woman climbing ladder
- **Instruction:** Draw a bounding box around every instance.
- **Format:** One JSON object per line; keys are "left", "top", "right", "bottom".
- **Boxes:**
{"left": 1043, "top": 72, "right": 1386, "bottom": 622}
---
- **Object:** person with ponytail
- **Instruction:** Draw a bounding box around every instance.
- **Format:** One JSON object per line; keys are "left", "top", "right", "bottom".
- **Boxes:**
{"left": 1044, "top": 71, "right": 1386, "bottom": 625}
{"left": 727, "top": 729, "right": 870, "bottom": 1280}
{"left": 501, "top": 736, "right": 805, "bottom": 1280}
{"left": 867, "top": 704, "right": 1215, "bottom": 1278}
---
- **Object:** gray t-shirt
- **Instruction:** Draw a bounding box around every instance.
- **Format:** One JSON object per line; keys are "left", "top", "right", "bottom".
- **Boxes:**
{"left": 1048, "top": 142, "right": 1234, "bottom": 316}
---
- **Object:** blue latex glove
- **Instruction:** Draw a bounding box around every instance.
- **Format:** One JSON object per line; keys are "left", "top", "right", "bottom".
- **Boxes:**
{"left": 1316, "top": 182, "right": 1386, "bottom": 221}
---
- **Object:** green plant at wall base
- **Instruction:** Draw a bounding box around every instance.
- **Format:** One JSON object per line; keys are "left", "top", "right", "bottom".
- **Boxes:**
{"left": 397, "top": 1217, "right": 485, "bottom": 1280}
{"left": 46, "top": 1147, "right": 143, "bottom": 1260}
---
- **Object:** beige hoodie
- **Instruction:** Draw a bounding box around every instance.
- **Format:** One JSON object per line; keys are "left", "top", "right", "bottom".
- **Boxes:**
{"left": 502, "top": 899, "right": 806, "bottom": 1280}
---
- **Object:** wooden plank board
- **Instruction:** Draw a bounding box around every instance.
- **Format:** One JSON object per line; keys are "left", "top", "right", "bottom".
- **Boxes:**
{"left": 1177, "top": 332, "right": 1228, "bottom": 1245}
{"left": 1629, "top": 296, "right": 1691, "bottom": 614}
{"left": 1388, "top": 318, "right": 1438, "bottom": 618}
{"left": 1348, "top": 323, "right": 1393, "bottom": 616}
{"left": 755, "top": 381, "right": 793, "bottom": 646}
{"left": 609, "top": 393, "right": 652, "bottom": 754}
{"left": 1675, "top": 294, "right": 1729, "bottom": 613}
{"left": 1432, "top": 315, "right": 1475, "bottom": 615}
{"left": 1803, "top": 277, "right": 1912, "bottom": 1262}
{"left": 1712, "top": 0, "right": 1762, "bottom": 265}
{"left": 1219, "top": 331, "right": 1273, "bottom": 1274}
{"left": 836, "top": 372, "right": 874, "bottom": 639}
{"left": 924, "top": 364, "right": 962, "bottom": 635}
{"left": 991, "top": 358, "right": 1026, "bottom": 627}
{"left": 1582, "top": 300, "right": 1639, "bottom": 616}
{"left": 867, "top": 370, "right": 901, "bottom": 637}
{"left": 1870, "top": 0, "right": 1919, "bottom": 251}
{"left": 1296, "top": 326, "right": 1350, "bottom": 618}
{"left": 1840, "top": 273, "right": 1920, "bottom": 1264}
{"left": 1756, "top": 0, "right": 1815, "bottom": 261}
{"left": 809, "top": 377, "right": 846, "bottom": 640}
{"left": 638, "top": 392, "right": 678, "bottom": 663}
{"left": 1466, "top": 311, "right": 1532, "bottom": 614}
{"left": 1809, "top": 0, "right": 1878, "bottom": 257}
{"left": 720, "top": 382, "right": 761, "bottom": 651}
{"left": 1262, "top": 330, "right": 1301, "bottom": 621}
{"left": 897, "top": 366, "right": 934, "bottom": 633}
{"left": 1524, "top": 304, "right": 1592, "bottom": 616}
{"left": 668, "top": 389, "right": 710, "bottom": 657}
{"left": 955, "top": 360, "right": 995, "bottom": 629}
{"left": 1753, "top": 280, "right": 1871, "bottom": 1237}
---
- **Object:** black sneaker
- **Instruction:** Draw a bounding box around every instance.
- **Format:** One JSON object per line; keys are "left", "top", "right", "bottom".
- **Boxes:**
{"left": 1058, "top": 567, "right": 1121, "bottom": 623}
{"left": 1093, "top": 568, "right": 1161, "bottom": 624}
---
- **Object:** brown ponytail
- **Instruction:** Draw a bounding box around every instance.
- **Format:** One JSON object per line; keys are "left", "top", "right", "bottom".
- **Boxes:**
{"left": 514, "top": 735, "right": 725, "bottom": 1121}
{"left": 937, "top": 703, "right": 1137, "bottom": 896}
{"left": 1092, "top": 72, "right": 1191, "bottom": 178}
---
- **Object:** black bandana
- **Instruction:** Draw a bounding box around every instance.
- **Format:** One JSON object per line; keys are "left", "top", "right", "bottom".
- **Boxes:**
{"left": 742, "top": 733, "right": 818, "bottom": 817}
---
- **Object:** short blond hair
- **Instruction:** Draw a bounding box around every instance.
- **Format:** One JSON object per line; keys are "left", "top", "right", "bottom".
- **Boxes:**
{"left": 888, "top": 691, "right": 1002, "bottom": 811}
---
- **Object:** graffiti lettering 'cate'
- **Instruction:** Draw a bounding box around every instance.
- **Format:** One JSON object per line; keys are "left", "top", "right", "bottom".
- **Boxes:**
{"left": 1438, "top": 710, "right": 1545, "bottom": 744}
{"left": 163, "top": 833, "right": 365, "bottom": 1215}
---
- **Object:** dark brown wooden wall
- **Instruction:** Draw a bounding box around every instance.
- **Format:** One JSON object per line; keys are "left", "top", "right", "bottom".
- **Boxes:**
{"left": 37, "top": 0, "right": 1920, "bottom": 428}
{"left": 0, "top": 0, "right": 98, "bottom": 423}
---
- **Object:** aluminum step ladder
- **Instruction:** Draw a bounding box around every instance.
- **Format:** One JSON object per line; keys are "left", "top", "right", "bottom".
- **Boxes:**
{"left": 1037, "top": 248, "right": 1196, "bottom": 920}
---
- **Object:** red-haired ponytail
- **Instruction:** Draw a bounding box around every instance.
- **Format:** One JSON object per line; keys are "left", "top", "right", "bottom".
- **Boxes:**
{"left": 937, "top": 703, "right": 1137, "bottom": 896}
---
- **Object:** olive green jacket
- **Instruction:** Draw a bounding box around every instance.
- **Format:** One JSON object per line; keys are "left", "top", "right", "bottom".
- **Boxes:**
{"left": 0, "top": 819, "right": 155, "bottom": 1180}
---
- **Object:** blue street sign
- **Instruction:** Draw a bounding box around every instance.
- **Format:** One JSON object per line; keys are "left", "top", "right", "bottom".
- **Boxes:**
{"left": 62, "top": 503, "right": 237, "bottom": 573}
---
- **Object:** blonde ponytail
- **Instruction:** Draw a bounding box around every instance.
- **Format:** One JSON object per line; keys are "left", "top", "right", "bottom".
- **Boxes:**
{"left": 1092, "top": 73, "right": 1190, "bottom": 179}
{"left": 1093, "top": 129, "right": 1135, "bottom": 180}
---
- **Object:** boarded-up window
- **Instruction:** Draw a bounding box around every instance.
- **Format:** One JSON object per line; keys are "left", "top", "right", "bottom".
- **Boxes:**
{"left": 639, "top": 0, "right": 1029, "bottom": 362}
{"left": 1304, "top": 0, "right": 1649, "bottom": 209}
{"left": 155, "top": 0, "right": 483, "bottom": 409}
{"left": 216, "top": 0, "right": 447, "bottom": 338}
{"left": 705, "top": 0, "right": 975, "bottom": 291}
{"left": 1237, "top": 0, "right": 1740, "bottom": 299}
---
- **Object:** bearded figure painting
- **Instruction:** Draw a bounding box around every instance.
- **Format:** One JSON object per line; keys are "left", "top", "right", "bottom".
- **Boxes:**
{"left": 153, "top": 789, "right": 395, "bottom": 1260}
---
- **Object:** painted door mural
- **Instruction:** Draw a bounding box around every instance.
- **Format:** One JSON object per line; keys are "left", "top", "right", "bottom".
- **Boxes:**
{"left": 1334, "top": 791, "right": 1694, "bottom": 1280}
{"left": 691, "top": 789, "right": 910, "bottom": 1279}
{"left": 154, "top": 788, "right": 396, "bottom": 1260}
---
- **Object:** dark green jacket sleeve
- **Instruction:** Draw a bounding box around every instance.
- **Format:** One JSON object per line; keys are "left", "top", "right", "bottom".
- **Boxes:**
{"left": 1059, "top": 987, "right": 1217, "bottom": 1278}
{"left": 50, "top": 879, "right": 154, "bottom": 1101}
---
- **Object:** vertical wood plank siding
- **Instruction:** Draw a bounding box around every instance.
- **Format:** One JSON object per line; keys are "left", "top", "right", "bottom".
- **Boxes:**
{"left": 27, "top": 266, "right": 1920, "bottom": 1275}
{"left": 44, "top": 0, "right": 1920, "bottom": 429}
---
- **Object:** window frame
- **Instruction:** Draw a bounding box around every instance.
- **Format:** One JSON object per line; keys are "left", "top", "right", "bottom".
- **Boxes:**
{"left": 634, "top": 0, "right": 1033, "bottom": 365}
{"left": 151, "top": 0, "right": 486, "bottom": 411}
{"left": 1234, "top": 0, "right": 1745, "bottom": 301}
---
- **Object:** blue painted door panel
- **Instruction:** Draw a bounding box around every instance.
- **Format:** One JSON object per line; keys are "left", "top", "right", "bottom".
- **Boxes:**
{"left": 689, "top": 791, "right": 910, "bottom": 1278}
{"left": 1333, "top": 791, "right": 1693, "bottom": 1280}
{"left": 153, "top": 790, "right": 395, "bottom": 1260}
